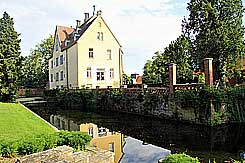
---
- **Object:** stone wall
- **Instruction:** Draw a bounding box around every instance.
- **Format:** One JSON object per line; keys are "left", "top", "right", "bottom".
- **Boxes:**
{"left": 17, "top": 146, "right": 114, "bottom": 163}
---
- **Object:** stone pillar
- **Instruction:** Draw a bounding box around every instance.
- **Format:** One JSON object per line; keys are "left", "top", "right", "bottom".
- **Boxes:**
{"left": 169, "top": 63, "right": 176, "bottom": 94}
{"left": 204, "top": 58, "right": 213, "bottom": 86}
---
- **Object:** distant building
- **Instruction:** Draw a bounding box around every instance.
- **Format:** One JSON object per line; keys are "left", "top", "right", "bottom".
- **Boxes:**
{"left": 49, "top": 10, "right": 123, "bottom": 89}
{"left": 131, "top": 73, "right": 142, "bottom": 85}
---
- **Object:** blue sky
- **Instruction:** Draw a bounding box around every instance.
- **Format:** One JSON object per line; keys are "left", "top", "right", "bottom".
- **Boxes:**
{"left": 0, "top": 0, "right": 244, "bottom": 74}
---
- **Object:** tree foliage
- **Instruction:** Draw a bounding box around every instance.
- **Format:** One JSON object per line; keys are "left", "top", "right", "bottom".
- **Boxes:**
{"left": 143, "top": 35, "right": 193, "bottom": 85}
{"left": 182, "top": 0, "right": 245, "bottom": 80}
{"left": 144, "top": 0, "right": 245, "bottom": 85}
{"left": 0, "top": 12, "right": 22, "bottom": 102}
{"left": 21, "top": 35, "right": 54, "bottom": 88}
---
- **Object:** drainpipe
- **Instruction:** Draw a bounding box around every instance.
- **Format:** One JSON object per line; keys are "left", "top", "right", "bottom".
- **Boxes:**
{"left": 119, "top": 48, "right": 121, "bottom": 87}
{"left": 66, "top": 49, "right": 69, "bottom": 90}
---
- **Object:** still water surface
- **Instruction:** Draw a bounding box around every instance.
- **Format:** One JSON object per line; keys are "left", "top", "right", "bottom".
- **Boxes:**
{"left": 29, "top": 106, "right": 245, "bottom": 163}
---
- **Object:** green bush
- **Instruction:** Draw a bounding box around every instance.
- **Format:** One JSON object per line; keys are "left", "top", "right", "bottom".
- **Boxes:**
{"left": 0, "top": 141, "right": 17, "bottom": 157}
{"left": 0, "top": 131, "right": 91, "bottom": 157}
{"left": 162, "top": 153, "right": 200, "bottom": 163}
{"left": 56, "top": 131, "right": 92, "bottom": 151}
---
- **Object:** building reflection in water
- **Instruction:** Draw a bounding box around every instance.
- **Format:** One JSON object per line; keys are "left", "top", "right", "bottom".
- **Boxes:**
{"left": 50, "top": 115, "right": 125, "bottom": 163}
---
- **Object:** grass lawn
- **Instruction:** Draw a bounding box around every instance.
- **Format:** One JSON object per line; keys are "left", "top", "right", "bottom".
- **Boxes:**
{"left": 0, "top": 102, "right": 55, "bottom": 142}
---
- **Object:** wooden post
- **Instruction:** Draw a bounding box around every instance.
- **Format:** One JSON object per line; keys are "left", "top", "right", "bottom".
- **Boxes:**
{"left": 169, "top": 63, "right": 176, "bottom": 94}
{"left": 204, "top": 58, "right": 213, "bottom": 86}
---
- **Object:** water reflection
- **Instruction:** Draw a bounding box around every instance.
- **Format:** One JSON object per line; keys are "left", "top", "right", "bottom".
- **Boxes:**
{"left": 50, "top": 115, "right": 124, "bottom": 163}
{"left": 80, "top": 123, "right": 124, "bottom": 163}
{"left": 30, "top": 106, "right": 245, "bottom": 162}
{"left": 121, "top": 137, "right": 170, "bottom": 163}
{"left": 49, "top": 114, "right": 170, "bottom": 163}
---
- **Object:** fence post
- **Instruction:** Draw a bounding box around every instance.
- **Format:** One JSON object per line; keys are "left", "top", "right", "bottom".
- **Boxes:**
{"left": 169, "top": 63, "right": 176, "bottom": 94}
{"left": 203, "top": 58, "right": 213, "bottom": 86}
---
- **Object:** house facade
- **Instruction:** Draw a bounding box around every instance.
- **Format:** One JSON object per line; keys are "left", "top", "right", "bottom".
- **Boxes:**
{"left": 49, "top": 10, "right": 123, "bottom": 89}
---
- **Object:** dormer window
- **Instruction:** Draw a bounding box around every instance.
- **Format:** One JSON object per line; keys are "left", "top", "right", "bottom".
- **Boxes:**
{"left": 65, "top": 40, "right": 70, "bottom": 46}
{"left": 73, "top": 32, "right": 80, "bottom": 40}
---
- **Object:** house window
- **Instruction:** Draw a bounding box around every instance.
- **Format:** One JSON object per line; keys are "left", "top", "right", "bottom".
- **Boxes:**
{"left": 89, "top": 48, "right": 93, "bottom": 58}
{"left": 97, "top": 32, "right": 103, "bottom": 40}
{"left": 56, "top": 72, "right": 59, "bottom": 81}
{"left": 107, "top": 49, "right": 112, "bottom": 60}
{"left": 51, "top": 74, "right": 53, "bottom": 82}
{"left": 88, "top": 127, "right": 93, "bottom": 137}
{"left": 87, "top": 67, "right": 92, "bottom": 78}
{"left": 109, "top": 143, "right": 114, "bottom": 152}
{"left": 98, "top": 127, "right": 107, "bottom": 137}
{"left": 55, "top": 35, "right": 59, "bottom": 51}
{"left": 60, "top": 55, "right": 64, "bottom": 65}
{"left": 55, "top": 43, "right": 58, "bottom": 51}
{"left": 60, "top": 71, "right": 64, "bottom": 81}
{"left": 56, "top": 57, "right": 58, "bottom": 67}
{"left": 96, "top": 68, "right": 105, "bottom": 81}
{"left": 51, "top": 60, "right": 53, "bottom": 69}
{"left": 110, "top": 68, "right": 114, "bottom": 79}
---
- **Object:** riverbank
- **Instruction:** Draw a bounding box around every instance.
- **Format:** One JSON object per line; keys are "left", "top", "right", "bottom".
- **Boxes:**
{"left": 0, "top": 102, "right": 55, "bottom": 142}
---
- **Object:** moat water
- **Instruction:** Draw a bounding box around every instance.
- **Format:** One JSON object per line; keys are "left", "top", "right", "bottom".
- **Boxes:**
{"left": 29, "top": 106, "right": 245, "bottom": 163}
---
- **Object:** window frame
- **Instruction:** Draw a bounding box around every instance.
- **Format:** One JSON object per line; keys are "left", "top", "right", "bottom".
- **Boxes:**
{"left": 56, "top": 72, "right": 59, "bottom": 81}
{"left": 107, "top": 49, "right": 112, "bottom": 60}
{"left": 60, "top": 71, "right": 64, "bottom": 81}
{"left": 89, "top": 48, "right": 94, "bottom": 58}
{"left": 60, "top": 55, "right": 64, "bottom": 65}
{"left": 56, "top": 57, "right": 59, "bottom": 67}
{"left": 87, "top": 67, "right": 92, "bottom": 78}
{"left": 109, "top": 143, "right": 114, "bottom": 152}
{"left": 51, "top": 60, "right": 53, "bottom": 69}
{"left": 96, "top": 69, "right": 105, "bottom": 81}
{"left": 97, "top": 32, "right": 103, "bottom": 41}
{"left": 51, "top": 74, "right": 53, "bottom": 82}
{"left": 110, "top": 68, "right": 114, "bottom": 79}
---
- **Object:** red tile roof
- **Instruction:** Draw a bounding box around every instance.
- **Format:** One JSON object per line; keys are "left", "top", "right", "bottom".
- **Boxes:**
{"left": 57, "top": 26, "right": 74, "bottom": 44}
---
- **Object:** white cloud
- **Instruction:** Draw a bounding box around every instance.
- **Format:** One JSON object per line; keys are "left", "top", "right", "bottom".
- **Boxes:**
{"left": 121, "top": 137, "right": 171, "bottom": 163}
{"left": 0, "top": 0, "right": 188, "bottom": 73}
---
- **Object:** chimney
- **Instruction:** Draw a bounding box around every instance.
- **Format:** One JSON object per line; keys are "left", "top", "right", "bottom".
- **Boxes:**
{"left": 76, "top": 20, "right": 81, "bottom": 28}
{"left": 93, "top": 5, "right": 96, "bottom": 16}
{"left": 97, "top": 10, "right": 102, "bottom": 16}
{"left": 84, "top": 13, "right": 89, "bottom": 22}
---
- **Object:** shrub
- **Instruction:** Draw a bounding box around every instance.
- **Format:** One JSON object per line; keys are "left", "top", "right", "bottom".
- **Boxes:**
{"left": 161, "top": 153, "right": 200, "bottom": 163}
{"left": 0, "top": 141, "right": 17, "bottom": 157}
{"left": 56, "top": 131, "right": 92, "bottom": 151}
{"left": 0, "top": 131, "right": 91, "bottom": 157}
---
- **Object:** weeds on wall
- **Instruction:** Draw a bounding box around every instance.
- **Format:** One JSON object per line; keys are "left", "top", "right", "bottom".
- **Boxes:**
{"left": 174, "top": 86, "right": 245, "bottom": 125}
{"left": 44, "top": 86, "right": 245, "bottom": 125}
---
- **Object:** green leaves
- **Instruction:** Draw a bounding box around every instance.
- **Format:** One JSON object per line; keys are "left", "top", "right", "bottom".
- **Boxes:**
{"left": 20, "top": 35, "right": 54, "bottom": 88}
{"left": 0, "top": 12, "right": 22, "bottom": 102}
{"left": 183, "top": 0, "right": 245, "bottom": 80}
{"left": 143, "top": 35, "right": 193, "bottom": 85}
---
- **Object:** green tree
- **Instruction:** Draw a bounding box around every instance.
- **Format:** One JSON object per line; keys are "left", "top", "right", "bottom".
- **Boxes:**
{"left": 21, "top": 35, "right": 54, "bottom": 88}
{"left": 143, "top": 35, "right": 193, "bottom": 85}
{"left": 122, "top": 73, "right": 133, "bottom": 85}
{"left": 182, "top": 0, "right": 245, "bottom": 80}
{"left": 0, "top": 12, "right": 22, "bottom": 102}
{"left": 143, "top": 59, "right": 162, "bottom": 84}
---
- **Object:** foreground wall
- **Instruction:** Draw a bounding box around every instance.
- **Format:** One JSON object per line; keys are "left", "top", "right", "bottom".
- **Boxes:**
{"left": 18, "top": 145, "right": 114, "bottom": 163}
